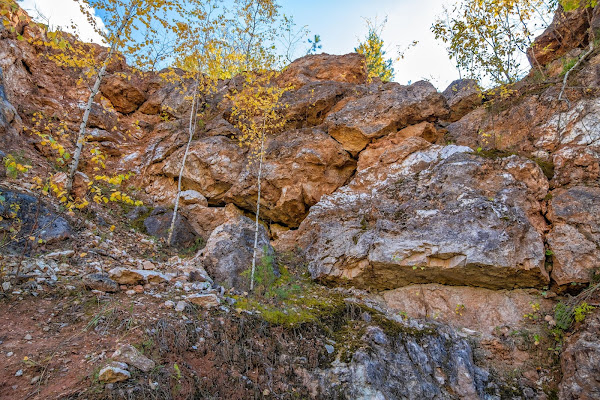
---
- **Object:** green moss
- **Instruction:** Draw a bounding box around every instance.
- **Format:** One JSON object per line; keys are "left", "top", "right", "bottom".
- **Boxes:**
{"left": 129, "top": 207, "right": 153, "bottom": 233}
{"left": 473, "top": 148, "right": 517, "bottom": 159}
{"left": 531, "top": 157, "right": 555, "bottom": 180}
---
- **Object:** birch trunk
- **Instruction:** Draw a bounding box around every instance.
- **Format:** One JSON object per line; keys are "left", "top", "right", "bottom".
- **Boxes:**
{"left": 66, "top": 5, "right": 136, "bottom": 194}
{"left": 167, "top": 79, "right": 200, "bottom": 246}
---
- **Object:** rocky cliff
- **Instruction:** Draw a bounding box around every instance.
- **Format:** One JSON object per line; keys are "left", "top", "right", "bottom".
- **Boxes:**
{"left": 1, "top": 3, "right": 600, "bottom": 399}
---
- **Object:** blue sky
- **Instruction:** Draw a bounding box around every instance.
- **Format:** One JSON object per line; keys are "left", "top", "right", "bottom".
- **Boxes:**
{"left": 280, "top": 0, "right": 460, "bottom": 88}
{"left": 19, "top": 0, "right": 460, "bottom": 89}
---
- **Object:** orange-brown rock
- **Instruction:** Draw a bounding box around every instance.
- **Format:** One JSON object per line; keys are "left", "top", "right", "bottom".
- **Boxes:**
{"left": 559, "top": 309, "right": 600, "bottom": 399}
{"left": 528, "top": 3, "right": 598, "bottom": 67}
{"left": 161, "top": 128, "right": 355, "bottom": 227}
{"left": 382, "top": 284, "right": 552, "bottom": 335}
{"left": 100, "top": 74, "right": 147, "bottom": 114}
{"left": 281, "top": 81, "right": 350, "bottom": 129}
{"left": 325, "top": 81, "right": 448, "bottom": 155}
{"left": 278, "top": 53, "right": 368, "bottom": 89}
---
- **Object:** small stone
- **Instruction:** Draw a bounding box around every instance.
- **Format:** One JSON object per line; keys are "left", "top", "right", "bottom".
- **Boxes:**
{"left": 112, "top": 344, "right": 155, "bottom": 372}
{"left": 2, "top": 282, "right": 11, "bottom": 291}
{"left": 175, "top": 301, "right": 187, "bottom": 312}
{"left": 164, "top": 300, "right": 175, "bottom": 308}
{"left": 109, "top": 268, "right": 169, "bottom": 285}
{"left": 149, "top": 381, "right": 159, "bottom": 390}
{"left": 7, "top": 352, "right": 14, "bottom": 357}
{"left": 142, "top": 260, "right": 155, "bottom": 270}
{"left": 24, "top": 334, "right": 32, "bottom": 341}
{"left": 45, "top": 250, "right": 75, "bottom": 260}
{"left": 187, "top": 293, "right": 220, "bottom": 308}
{"left": 125, "top": 290, "right": 136, "bottom": 296}
{"left": 82, "top": 274, "right": 119, "bottom": 293}
{"left": 15, "top": 370, "right": 23, "bottom": 377}
{"left": 31, "top": 375, "right": 40, "bottom": 384}
{"left": 98, "top": 362, "right": 131, "bottom": 383}
{"left": 134, "top": 285, "right": 144, "bottom": 294}
{"left": 324, "top": 344, "right": 335, "bottom": 354}
{"left": 189, "top": 269, "right": 211, "bottom": 283}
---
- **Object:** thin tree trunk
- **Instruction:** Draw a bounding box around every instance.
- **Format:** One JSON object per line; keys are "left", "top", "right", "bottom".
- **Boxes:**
{"left": 167, "top": 77, "right": 200, "bottom": 246}
{"left": 66, "top": 4, "right": 136, "bottom": 194}
{"left": 249, "top": 128, "right": 266, "bottom": 292}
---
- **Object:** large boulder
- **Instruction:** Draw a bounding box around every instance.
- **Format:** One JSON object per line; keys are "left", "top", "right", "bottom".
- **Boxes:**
{"left": 297, "top": 137, "right": 550, "bottom": 290}
{"left": 200, "top": 212, "right": 273, "bottom": 288}
{"left": 559, "top": 309, "right": 600, "bottom": 399}
{"left": 278, "top": 53, "right": 368, "bottom": 89}
{"left": 546, "top": 186, "right": 600, "bottom": 286}
{"left": 0, "top": 189, "right": 72, "bottom": 249}
{"left": 325, "top": 81, "right": 448, "bottom": 155}
{"left": 162, "top": 128, "right": 356, "bottom": 227}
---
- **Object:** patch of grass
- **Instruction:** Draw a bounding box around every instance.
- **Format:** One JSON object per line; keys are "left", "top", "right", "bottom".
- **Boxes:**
{"left": 179, "top": 236, "right": 205, "bottom": 257}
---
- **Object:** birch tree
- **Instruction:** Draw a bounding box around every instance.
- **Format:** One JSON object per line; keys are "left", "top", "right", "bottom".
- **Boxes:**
{"left": 65, "top": 0, "right": 181, "bottom": 194}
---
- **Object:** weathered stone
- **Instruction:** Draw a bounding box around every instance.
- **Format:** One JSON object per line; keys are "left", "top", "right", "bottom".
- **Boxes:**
{"left": 126, "top": 206, "right": 149, "bottom": 221}
{"left": 112, "top": 343, "right": 155, "bottom": 372}
{"left": 280, "top": 81, "right": 350, "bottom": 129}
{"left": 297, "top": 138, "right": 549, "bottom": 290}
{"left": 201, "top": 213, "right": 273, "bottom": 288}
{"left": 547, "top": 186, "right": 600, "bottom": 286}
{"left": 278, "top": 53, "right": 368, "bottom": 89}
{"left": 187, "top": 293, "right": 220, "bottom": 308}
{"left": 559, "top": 309, "right": 600, "bottom": 399}
{"left": 528, "top": 3, "right": 597, "bottom": 67}
{"left": 100, "top": 74, "right": 146, "bottom": 114}
{"left": 162, "top": 128, "right": 356, "bottom": 227}
{"left": 383, "top": 284, "right": 552, "bottom": 335}
{"left": 325, "top": 81, "right": 448, "bottom": 155}
{"left": 82, "top": 274, "right": 119, "bottom": 293}
{"left": 175, "top": 301, "right": 187, "bottom": 312}
{"left": 143, "top": 209, "right": 199, "bottom": 248}
{"left": 179, "top": 190, "right": 208, "bottom": 206}
{"left": 108, "top": 268, "right": 169, "bottom": 285}
{"left": 442, "top": 79, "right": 482, "bottom": 122}
{"left": 0, "top": 189, "right": 72, "bottom": 249}
{"left": 98, "top": 362, "right": 130, "bottom": 383}
{"left": 223, "top": 128, "right": 356, "bottom": 227}
{"left": 318, "top": 323, "right": 495, "bottom": 399}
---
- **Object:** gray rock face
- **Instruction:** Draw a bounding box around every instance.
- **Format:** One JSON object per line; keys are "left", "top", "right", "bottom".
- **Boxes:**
{"left": 325, "top": 81, "right": 448, "bottom": 155}
{"left": 442, "top": 79, "right": 482, "bottom": 122}
{"left": 143, "top": 208, "right": 199, "bottom": 248}
{"left": 0, "top": 189, "right": 72, "bottom": 249}
{"left": 547, "top": 185, "right": 600, "bottom": 286}
{"left": 201, "top": 214, "right": 273, "bottom": 288}
{"left": 559, "top": 309, "right": 600, "bottom": 399}
{"left": 297, "top": 138, "right": 549, "bottom": 290}
{"left": 318, "top": 323, "right": 497, "bottom": 399}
